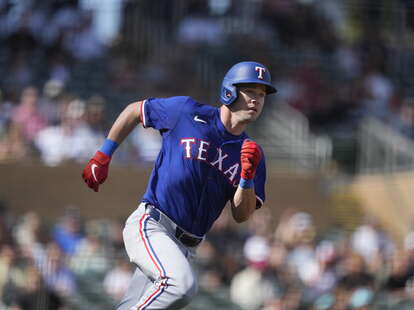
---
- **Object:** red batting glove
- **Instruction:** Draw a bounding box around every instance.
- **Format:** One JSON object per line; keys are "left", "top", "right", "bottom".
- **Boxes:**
{"left": 82, "top": 151, "right": 111, "bottom": 192}
{"left": 240, "top": 140, "right": 262, "bottom": 180}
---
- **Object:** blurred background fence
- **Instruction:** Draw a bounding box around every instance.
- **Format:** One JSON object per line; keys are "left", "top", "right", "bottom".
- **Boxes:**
{"left": 2, "top": 0, "right": 414, "bottom": 309}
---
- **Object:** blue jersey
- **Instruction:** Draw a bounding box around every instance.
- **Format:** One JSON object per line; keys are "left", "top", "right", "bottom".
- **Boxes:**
{"left": 141, "top": 96, "right": 266, "bottom": 236}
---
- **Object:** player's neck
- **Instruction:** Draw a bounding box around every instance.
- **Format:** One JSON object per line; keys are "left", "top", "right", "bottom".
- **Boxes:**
{"left": 220, "top": 106, "right": 247, "bottom": 136}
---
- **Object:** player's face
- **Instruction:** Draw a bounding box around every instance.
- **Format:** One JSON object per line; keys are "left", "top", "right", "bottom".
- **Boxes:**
{"left": 231, "top": 84, "right": 266, "bottom": 123}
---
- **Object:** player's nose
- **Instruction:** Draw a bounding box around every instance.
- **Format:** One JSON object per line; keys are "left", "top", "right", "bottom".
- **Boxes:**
{"left": 250, "top": 98, "right": 259, "bottom": 105}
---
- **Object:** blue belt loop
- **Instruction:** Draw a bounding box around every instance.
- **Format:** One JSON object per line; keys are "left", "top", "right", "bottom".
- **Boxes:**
{"left": 149, "top": 207, "right": 160, "bottom": 222}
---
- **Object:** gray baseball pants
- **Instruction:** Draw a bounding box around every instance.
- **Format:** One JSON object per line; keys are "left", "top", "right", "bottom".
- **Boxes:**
{"left": 116, "top": 203, "right": 199, "bottom": 310}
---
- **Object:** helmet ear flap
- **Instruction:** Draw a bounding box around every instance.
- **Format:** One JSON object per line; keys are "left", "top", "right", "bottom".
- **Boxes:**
{"left": 221, "top": 83, "right": 237, "bottom": 106}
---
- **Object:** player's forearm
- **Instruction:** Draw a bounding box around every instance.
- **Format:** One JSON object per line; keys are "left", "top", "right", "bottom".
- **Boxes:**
{"left": 231, "top": 187, "right": 256, "bottom": 223}
{"left": 107, "top": 101, "right": 141, "bottom": 144}
{"left": 82, "top": 102, "right": 142, "bottom": 192}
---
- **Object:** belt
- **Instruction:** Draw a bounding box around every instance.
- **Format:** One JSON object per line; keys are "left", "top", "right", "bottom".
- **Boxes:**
{"left": 147, "top": 206, "right": 203, "bottom": 247}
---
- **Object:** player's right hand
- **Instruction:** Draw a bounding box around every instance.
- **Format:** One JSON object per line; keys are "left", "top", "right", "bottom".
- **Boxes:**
{"left": 240, "top": 140, "right": 262, "bottom": 180}
{"left": 82, "top": 151, "right": 111, "bottom": 192}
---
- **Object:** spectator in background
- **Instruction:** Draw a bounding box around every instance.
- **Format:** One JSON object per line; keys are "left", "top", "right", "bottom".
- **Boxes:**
{"left": 335, "top": 43, "right": 361, "bottom": 81}
{"left": 390, "top": 97, "right": 414, "bottom": 139}
{"left": 260, "top": 240, "right": 293, "bottom": 309}
{"left": 11, "top": 86, "right": 46, "bottom": 144}
{"left": 359, "top": 67, "right": 395, "bottom": 121}
{"left": 85, "top": 95, "right": 108, "bottom": 136}
{"left": 13, "top": 212, "right": 41, "bottom": 249}
{"left": 351, "top": 216, "right": 394, "bottom": 267}
{"left": 36, "top": 241, "right": 76, "bottom": 298}
{"left": 302, "top": 240, "right": 338, "bottom": 303}
{"left": 39, "top": 79, "right": 67, "bottom": 126}
{"left": 42, "top": 2, "right": 81, "bottom": 49}
{"left": 337, "top": 252, "right": 375, "bottom": 291}
{"left": 0, "top": 245, "right": 25, "bottom": 304}
{"left": 198, "top": 264, "right": 226, "bottom": 295}
{"left": 382, "top": 250, "right": 414, "bottom": 299}
{"left": 70, "top": 220, "right": 110, "bottom": 277}
{"left": 103, "top": 257, "right": 134, "bottom": 301}
{"left": 79, "top": 0, "right": 125, "bottom": 46}
{"left": 0, "top": 120, "right": 31, "bottom": 162}
{"left": 13, "top": 264, "right": 66, "bottom": 310}
{"left": 331, "top": 286, "right": 352, "bottom": 310}
{"left": 282, "top": 212, "right": 317, "bottom": 274}
{"left": 62, "top": 10, "right": 105, "bottom": 62}
{"left": 35, "top": 98, "right": 104, "bottom": 166}
{"left": 230, "top": 235, "right": 276, "bottom": 310}
{"left": 12, "top": 211, "right": 45, "bottom": 263}
{"left": 347, "top": 287, "right": 374, "bottom": 310}
{"left": 275, "top": 209, "right": 315, "bottom": 247}
{"left": 52, "top": 208, "right": 83, "bottom": 256}
{"left": 128, "top": 126, "right": 162, "bottom": 163}
{"left": 47, "top": 53, "right": 71, "bottom": 86}
{"left": 311, "top": 292, "right": 335, "bottom": 310}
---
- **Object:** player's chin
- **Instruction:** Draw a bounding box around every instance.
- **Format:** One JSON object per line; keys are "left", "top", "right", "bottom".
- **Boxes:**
{"left": 244, "top": 112, "right": 259, "bottom": 122}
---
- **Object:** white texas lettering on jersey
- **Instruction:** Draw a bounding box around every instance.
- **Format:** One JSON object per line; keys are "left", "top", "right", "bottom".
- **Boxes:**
{"left": 181, "top": 138, "right": 239, "bottom": 185}
{"left": 223, "top": 163, "right": 240, "bottom": 182}
{"left": 197, "top": 140, "right": 210, "bottom": 161}
{"left": 255, "top": 66, "right": 265, "bottom": 79}
{"left": 210, "top": 148, "right": 228, "bottom": 171}
{"left": 181, "top": 138, "right": 196, "bottom": 158}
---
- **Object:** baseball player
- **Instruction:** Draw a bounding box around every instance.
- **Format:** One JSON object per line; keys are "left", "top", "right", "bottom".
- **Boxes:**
{"left": 82, "top": 61, "right": 277, "bottom": 309}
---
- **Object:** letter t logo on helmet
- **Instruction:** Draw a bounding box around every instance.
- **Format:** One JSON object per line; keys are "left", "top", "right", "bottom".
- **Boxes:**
{"left": 220, "top": 61, "right": 277, "bottom": 106}
{"left": 255, "top": 66, "right": 265, "bottom": 79}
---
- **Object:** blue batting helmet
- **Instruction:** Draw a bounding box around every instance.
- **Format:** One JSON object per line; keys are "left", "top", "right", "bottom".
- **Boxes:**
{"left": 220, "top": 61, "right": 277, "bottom": 105}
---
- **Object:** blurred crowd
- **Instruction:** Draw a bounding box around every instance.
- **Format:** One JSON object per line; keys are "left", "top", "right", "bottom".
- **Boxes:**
{"left": 2, "top": 203, "right": 414, "bottom": 309}
{"left": 1, "top": 0, "right": 414, "bottom": 168}
{"left": 0, "top": 83, "right": 162, "bottom": 165}
{"left": 200, "top": 207, "right": 414, "bottom": 310}
{"left": 0, "top": 204, "right": 129, "bottom": 309}
{"left": 2, "top": 1, "right": 414, "bottom": 309}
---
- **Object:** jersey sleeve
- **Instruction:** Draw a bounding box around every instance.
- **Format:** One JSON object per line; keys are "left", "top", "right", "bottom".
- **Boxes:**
{"left": 141, "top": 96, "right": 188, "bottom": 131}
{"left": 254, "top": 154, "right": 266, "bottom": 208}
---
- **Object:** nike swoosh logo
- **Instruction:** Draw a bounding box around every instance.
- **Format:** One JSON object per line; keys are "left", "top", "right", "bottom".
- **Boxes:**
{"left": 194, "top": 115, "right": 207, "bottom": 124}
{"left": 91, "top": 164, "right": 98, "bottom": 182}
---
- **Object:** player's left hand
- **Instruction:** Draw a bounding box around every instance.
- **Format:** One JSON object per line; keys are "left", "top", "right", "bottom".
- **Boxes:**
{"left": 240, "top": 140, "right": 262, "bottom": 180}
{"left": 82, "top": 151, "right": 111, "bottom": 192}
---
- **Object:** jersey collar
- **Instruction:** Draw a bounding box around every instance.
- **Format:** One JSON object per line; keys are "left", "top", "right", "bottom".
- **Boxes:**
{"left": 215, "top": 108, "right": 247, "bottom": 142}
